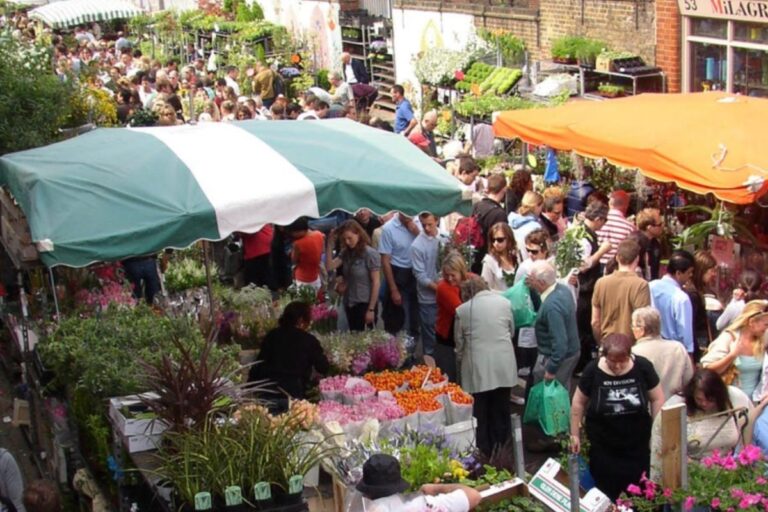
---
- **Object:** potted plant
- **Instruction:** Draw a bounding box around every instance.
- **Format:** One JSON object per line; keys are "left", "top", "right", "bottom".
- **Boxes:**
{"left": 550, "top": 36, "right": 581, "bottom": 64}
{"left": 597, "top": 83, "right": 626, "bottom": 98}
{"left": 575, "top": 39, "right": 608, "bottom": 68}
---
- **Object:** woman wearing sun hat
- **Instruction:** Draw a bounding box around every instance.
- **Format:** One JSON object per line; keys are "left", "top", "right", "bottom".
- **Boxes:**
{"left": 354, "top": 453, "right": 481, "bottom": 512}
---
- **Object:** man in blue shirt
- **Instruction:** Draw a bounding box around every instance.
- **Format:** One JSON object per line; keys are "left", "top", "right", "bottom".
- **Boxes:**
{"left": 649, "top": 250, "right": 695, "bottom": 355}
{"left": 380, "top": 212, "right": 420, "bottom": 338}
{"left": 392, "top": 84, "right": 417, "bottom": 135}
{"left": 410, "top": 212, "right": 443, "bottom": 357}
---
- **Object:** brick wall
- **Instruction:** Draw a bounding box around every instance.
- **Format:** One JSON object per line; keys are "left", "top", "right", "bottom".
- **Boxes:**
{"left": 655, "top": 0, "right": 681, "bottom": 91}
{"left": 539, "top": 0, "right": 656, "bottom": 64}
{"left": 394, "top": 0, "right": 658, "bottom": 67}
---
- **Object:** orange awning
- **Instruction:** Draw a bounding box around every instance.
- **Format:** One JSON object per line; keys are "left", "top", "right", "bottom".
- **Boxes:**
{"left": 493, "top": 92, "right": 768, "bottom": 204}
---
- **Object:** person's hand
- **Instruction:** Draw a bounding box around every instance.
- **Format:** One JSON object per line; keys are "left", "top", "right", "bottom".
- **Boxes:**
{"left": 733, "top": 288, "right": 746, "bottom": 301}
{"left": 544, "top": 371, "right": 556, "bottom": 381}
{"left": 365, "top": 309, "right": 375, "bottom": 326}
{"left": 567, "top": 272, "right": 579, "bottom": 286}
{"left": 420, "top": 484, "right": 438, "bottom": 496}
{"left": 391, "top": 288, "right": 402, "bottom": 305}
{"left": 570, "top": 434, "right": 580, "bottom": 454}
{"left": 599, "top": 241, "right": 613, "bottom": 252}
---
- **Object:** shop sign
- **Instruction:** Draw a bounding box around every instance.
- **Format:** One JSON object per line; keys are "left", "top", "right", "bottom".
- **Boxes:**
{"left": 678, "top": 0, "right": 768, "bottom": 22}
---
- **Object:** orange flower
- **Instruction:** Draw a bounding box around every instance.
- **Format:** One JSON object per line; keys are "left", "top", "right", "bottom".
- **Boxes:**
{"left": 291, "top": 54, "right": 301, "bottom": 64}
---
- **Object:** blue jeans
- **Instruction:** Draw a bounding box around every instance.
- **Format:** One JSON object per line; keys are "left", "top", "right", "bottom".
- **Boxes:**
{"left": 419, "top": 302, "right": 437, "bottom": 356}
{"left": 122, "top": 257, "right": 161, "bottom": 304}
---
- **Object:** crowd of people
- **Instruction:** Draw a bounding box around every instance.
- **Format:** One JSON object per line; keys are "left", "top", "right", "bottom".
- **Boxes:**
{"left": 240, "top": 154, "right": 768, "bottom": 504}
{"left": 4, "top": 11, "right": 768, "bottom": 511}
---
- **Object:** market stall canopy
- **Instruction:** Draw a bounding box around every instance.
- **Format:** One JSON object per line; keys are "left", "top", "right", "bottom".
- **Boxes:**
{"left": 493, "top": 92, "right": 768, "bottom": 204}
{"left": 28, "top": 0, "right": 142, "bottom": 29}
{"left": 0, "top": 119, "right": 468, "bottom": 268}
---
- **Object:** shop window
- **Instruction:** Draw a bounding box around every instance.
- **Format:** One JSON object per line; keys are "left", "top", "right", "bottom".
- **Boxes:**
{"left": 733, "top": 48, "right": 768, "bottom": 97}
{"left": 691, "top": 18, "right": 727, "bottom": 39}
{"left": 690, "top": 42, "right": 727, "bottom": 91}
{"left": 734, "top": 22, "right": 768, "bottom": 44}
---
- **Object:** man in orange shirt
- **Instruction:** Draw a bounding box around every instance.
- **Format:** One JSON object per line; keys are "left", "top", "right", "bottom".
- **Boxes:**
{"left": 288, "top": 217, "right": 325, "bottom": 290}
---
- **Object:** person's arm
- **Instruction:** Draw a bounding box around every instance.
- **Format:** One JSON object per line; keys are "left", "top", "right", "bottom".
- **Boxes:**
{"left": 310, "top": 335, "right": 330, "bottom": 375}
{"left": 411, "top": 244, "right": 436, "bottom": 293}
{"left": 679, "top": 295, "right": 695, "bottom": 354}
{"left": 590, "top": 304, "right": 602, "bottom": 343}
{"left": 480, "top": 258, "right": 496, "bottom": 289}
{"left": 367, "top": 267, "right": 380, "bottom": 326}
{"left": 420, "top": 483, "right": 482, "bottom": 510}
{"left": 0, "top": 450, "right": 24, "bottom": 512}
{"left": 589, "top": 241, "right": 613, "bottom": 267}
{"left": 381, "top": 254, "right": 401, "bottom": 305}
{"left": 543, "top": 306, "right": 568, "bottom": 379}
{"left": 701, "top": 333, "right": 739, "bottom": 374}
{"left": 454, "top": 314, "right": 465, "bottom": 365}
{"left": 291, "top": 242, "right": 299, "bottom": 264}
{"left": 648, "top": 384, "right": 665, "bottom": 419}
{"left": 570, "top": 388, "right": 588, "bottom": 454}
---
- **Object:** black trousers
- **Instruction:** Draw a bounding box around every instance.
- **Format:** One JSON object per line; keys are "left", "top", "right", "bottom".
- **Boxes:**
{"left": 382, "top": 265, "right": 419, "bottom": 338}
{"left": 473, "top": 387, "right": 512, "bottom": 456}
{"left": 244, "top": 254, "right": 275, "bottom": 290}
{"left": 346, "top": 302, "right": 376, "bottom": 332}
{"left": 434, "top": 339, "right": 457, "bottom": 383}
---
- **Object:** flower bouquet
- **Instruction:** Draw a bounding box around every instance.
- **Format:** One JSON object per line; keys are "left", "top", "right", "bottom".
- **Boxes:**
{"left": 311, "top": 302, "right": 338, "bottom": 334}
{"left": 618, "top": 445, "right": 768, "bottom": 512}
{"left": 317, "top": 330, "right": 407, "bottom": 375}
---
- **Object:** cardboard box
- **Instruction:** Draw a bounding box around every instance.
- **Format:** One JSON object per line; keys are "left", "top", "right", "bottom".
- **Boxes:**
{"left": 122, "top": 433, "right": 163, "bottom": 453}
{"left": 108, "top": 394, "right": 167, "bottom": 437}
{"left": 478, "top": 478, "right": 527, "bottom": 507}
{"left": 528, "top": 459, "right": 611, "bottom": 512}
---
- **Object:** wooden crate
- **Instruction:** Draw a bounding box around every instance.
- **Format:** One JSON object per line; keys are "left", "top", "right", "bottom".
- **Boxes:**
{"left": 0, "top": 188, "right": 39, "bottom": 268}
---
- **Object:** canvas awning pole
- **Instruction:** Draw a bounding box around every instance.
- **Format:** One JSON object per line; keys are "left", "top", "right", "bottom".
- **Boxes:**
{"left": 47, "top": 268, "right": 60, "bottom": 321}
{"left": 203, "top": 241, "right": 215, "bottom": 322}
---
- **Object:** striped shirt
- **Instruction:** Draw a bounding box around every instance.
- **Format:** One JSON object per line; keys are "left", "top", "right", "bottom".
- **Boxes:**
{"left": 596, "top": 208, "right": 636, "bottom": 264}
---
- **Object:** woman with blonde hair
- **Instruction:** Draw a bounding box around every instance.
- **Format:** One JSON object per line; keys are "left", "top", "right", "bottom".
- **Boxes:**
{"left": 702, "top": 300, "right": 768, "bottom": 400}
{"left": 508, "top": 191, "right": 543, "bottom": 261}
{"left": 435, "top": 252, "right": 470, "bottom": 381}
{"left": 481, "top": 222, "right": 517, "bottom": 291}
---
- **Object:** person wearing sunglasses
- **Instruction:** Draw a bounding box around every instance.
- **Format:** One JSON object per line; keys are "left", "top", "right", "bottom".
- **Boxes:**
{"left": 481, "top": 223, "right": 517, "bottom": 291}
{"left": 702, "top": 300, "right": 768, "bottom": 401}
{"left": 513, "top": 228, "right": 551, "bottom": 286}
{"left": 632, "top": 208, "right": 664, "bottom": 281}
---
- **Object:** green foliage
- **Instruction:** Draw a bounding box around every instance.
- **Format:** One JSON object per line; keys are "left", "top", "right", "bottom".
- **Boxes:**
{"left": 555, "top": 224, "right": 586, "bottom": 278}
{"left": 399, "top": 444, "right": 454, "bottom": 491}
{"left": 673, "top": 203, "right": 756, "bottom": 250}
{"left": 290, "top": 72, "right": 315, "bottom": 98}
{"left": 66, "top": 85, "right": 118, "bottom": 128}
{"left": 597, "top": 83, "right": 625, "bottom": 96}
{"left": 38, "top": 304, "right": 238, "bottom": 399}
{"left": 477, "top": 29, "right": 526, "bottom": 65}
{"left": 454, "top": 95, "right": 541, "bottom": 118}
{"left": 0, "top": 31, "right": 74, "bottom": 155}
{"left": 316, "top": 69, "right": 331, "bottom": 90}
{"left": 165, "top": 256, "right": 215, "bottom": 293}
{"left": 551, "top": 36, "right": 610, "bottom": 62}
{"left": 477, "top": 496, "right": 547, "bottom": 512}
{"left": 235, "top": 1, "right": 265, "bottom": 22}
{"left": 478, "top": 67, "right": 522, "bottom": 95}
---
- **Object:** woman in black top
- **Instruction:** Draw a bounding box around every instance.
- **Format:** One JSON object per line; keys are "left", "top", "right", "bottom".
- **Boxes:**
{"left": 249, "top": 301, "right": 330, "bottom": 407}
{"left": 570, "top": 333, "right": 665, "bottom": 501}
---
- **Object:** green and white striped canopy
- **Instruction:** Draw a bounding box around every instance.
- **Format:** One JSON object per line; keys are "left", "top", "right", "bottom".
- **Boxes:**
{"left": 0, "top": 119, "right": 469, "bottom": 268}
{"left": 28, "top": 0, "right": 142, "bottom": 29}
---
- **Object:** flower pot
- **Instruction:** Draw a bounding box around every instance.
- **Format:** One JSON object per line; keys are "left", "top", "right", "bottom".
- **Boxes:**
{"left": 552, "top": 56, "right": 577, "bottom": 65}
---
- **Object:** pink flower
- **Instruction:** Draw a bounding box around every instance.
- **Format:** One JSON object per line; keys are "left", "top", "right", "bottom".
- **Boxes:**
{"left": 757, "top": 476, "right": 767, "bottom": 485}
{"left": 737, "top": 444, "right": 763, "bottom": 465}
{"left": 722, "top": 455, "right": 738, "bottom": 471}
{"left": 643, "top": 487, "right": 656, "bottom": 500}
{"left": 731, "top": 489, "right": 745, "bottom": 499}
{"left": 663, "top": 488, "right": 673, "bottom": 499}
{"left": 701, "top": 455, "right": 715, "bottom": 468}
{"left": 711, "top": 498, "right": 721, "bottom": 508}
{"left": 683, "top": 496, "right": 696, "bottom": 511}
{"left": 454, "top": 70, "right": 465, "bottom": 80}
{"left": 626, "top": 484, "right": 641, "bottom": 496}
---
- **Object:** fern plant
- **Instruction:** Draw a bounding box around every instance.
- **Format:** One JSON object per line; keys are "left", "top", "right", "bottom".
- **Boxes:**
{"left": 673, "top": 203, "right": 755, "bottom": 249}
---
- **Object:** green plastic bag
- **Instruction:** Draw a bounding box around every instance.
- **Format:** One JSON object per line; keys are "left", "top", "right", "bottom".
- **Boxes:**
{"left": 523, "top": 380, "right": 571, "bottom": 436}
{"left": 502, "top": 281, "right": 537, "bottom": 328}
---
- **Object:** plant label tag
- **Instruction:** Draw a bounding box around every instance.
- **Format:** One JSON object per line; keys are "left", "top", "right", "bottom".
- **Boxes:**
{"left": 194, "top": 492, "right": 212, "bottom": 511}
{"left": 289, "top": 475, "right": 304, "bottom": 494}
{"left": 254, "top": 482, "right": 271, "bottom": 501}
{"left": 528, "top": 459, "right": 610, "bottom": 512}
{"left": 225, "top": 486, "right": 243, "bottom": 506}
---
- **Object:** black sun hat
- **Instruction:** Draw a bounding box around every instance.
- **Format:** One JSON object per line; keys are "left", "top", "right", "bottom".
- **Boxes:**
{"left": 355, "top": 454, "right": 410, "bottom": 500}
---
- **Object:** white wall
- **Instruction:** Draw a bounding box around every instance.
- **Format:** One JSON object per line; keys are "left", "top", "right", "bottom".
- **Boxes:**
{"left": 128, "top": 0, "right": 197, "bottom": 12}
{"left": 391, "top": 8, "right": 475, "bottom": 101}
{"left": 255, "top": 0, "right": 342, "bottom": 71}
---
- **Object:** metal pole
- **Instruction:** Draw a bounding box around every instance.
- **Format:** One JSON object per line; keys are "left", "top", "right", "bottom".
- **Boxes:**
{"left": 202, "top": 242, "right": 215, "bottom": 323}
{"left": 47, "top": 268, "right": 60, "bottom": 321}
{"left": 511, "top": 414, "right": 525, "bottom": 480}
{"left": 680, "top": 407, "right": 689, "bottom": 489}
{"left": 17, "top": 272, "right": 40, "bottom": 458}
{"left": 568, "top": 453, "right": 580, "bottom": 512}
{"left": 522, "top": 142, "right": 529, "bottom": 170}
